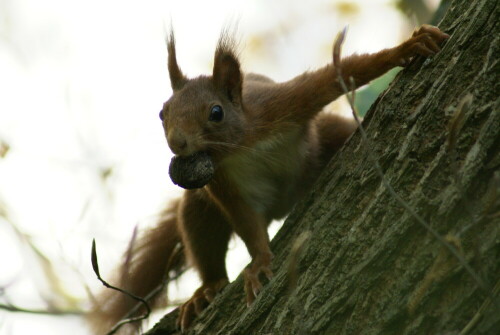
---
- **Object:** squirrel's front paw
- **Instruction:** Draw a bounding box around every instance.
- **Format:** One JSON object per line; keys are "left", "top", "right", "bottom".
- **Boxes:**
{"left": 393, "top": 24, "right": 450, "bottom": 67}
{"left": 177, "top": 278, "right": 228, "bottom": 332}
{"left": 244, "top": 252, "right": 274, "bottom": 306}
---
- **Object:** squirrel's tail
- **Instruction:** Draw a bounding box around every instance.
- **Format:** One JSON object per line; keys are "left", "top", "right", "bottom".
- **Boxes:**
{"left": 87, "top": 198, "right": 185, "bottom": 335}
{"left": 315, "top": 112, "right": 358, "bottom": 167}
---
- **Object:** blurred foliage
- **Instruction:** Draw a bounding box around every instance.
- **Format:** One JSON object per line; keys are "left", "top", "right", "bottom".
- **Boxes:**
{"left": 333, "top": 1, "right": 361, "bottom": 16}
{"left": 394, "top": 0, "right": 450, "bottom": 25}
{"left": 431, "top": 0, "right": 452, "bottom": 25}
{"left": 355, "top": 0, "right": 444, "bottom": 116}
{"left": 0, "top": 204, "right": 82, "bottom": 313}
{"left": 394, "top": 0, "right": 433, "bottom": 24}
{"left": 0, "top": 139, "right": 9, "bottom": 158}
{"left": 355, "top": 68, "right": 400, "bottom": 117}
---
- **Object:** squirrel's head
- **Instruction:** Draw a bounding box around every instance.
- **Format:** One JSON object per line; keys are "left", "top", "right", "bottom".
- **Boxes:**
{"left": 161, "top": 32, "right": 246, "bottom": 159}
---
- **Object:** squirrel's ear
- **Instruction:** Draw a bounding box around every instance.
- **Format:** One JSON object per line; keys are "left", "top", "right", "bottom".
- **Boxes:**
{"left": 167, "top": 31, "right": 188, "bottom": 91}
{"left": 213, "top": 34, "right": 242, "bottom": 104}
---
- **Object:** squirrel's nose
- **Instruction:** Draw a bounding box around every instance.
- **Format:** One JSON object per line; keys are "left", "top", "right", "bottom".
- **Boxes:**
{"left": 167, "top": 129, "right": 188, "bottom": 155}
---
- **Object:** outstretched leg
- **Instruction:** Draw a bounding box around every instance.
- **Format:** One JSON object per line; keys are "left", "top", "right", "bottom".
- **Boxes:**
{"left": 340, "top": 24, "right": 450, "bottom": 87}
{"left": 258, "top": 25, "right": 449, "bottom": 124}
{"left": 177, "top": 189, "right": 233, "bottom": 331}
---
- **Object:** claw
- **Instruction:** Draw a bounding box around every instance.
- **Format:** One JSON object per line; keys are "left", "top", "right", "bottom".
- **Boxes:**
{"left": 416, "top": 42, "right": 436, "bottom": 56}
{"left": 194, "top": 296, "right": 208, "bottom": 315}
{"left": 179, "top": 301, "right": 195, "bottom": 333}
{"left": 264, "top": 267, "right": 274, "bottom": 280}
{"left": 204, "top": 287, "right": 215, "bottom": 302}
{"left": 243, "top": 252, "right": 274, "bottom": 306}
{"left": 428, "top": 40, "right": 441, "bottom": 53}
{"left": 392, "top": 25, "right": 448, "bottom": 66}
{"left": 253, "top": 285, "right": 261, "bottom": 297}
{"left": 177, "top": 278, "right": 228, "bottom": 330}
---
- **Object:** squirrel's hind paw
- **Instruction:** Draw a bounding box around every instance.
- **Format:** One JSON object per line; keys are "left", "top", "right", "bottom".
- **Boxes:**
{"left": 177, "top": 278, "right": 228, "bottom": 331}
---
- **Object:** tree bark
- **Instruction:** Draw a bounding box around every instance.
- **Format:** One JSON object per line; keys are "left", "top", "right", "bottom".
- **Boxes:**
{"left": 147, "top": 0, "right": 499, "bottom": 334}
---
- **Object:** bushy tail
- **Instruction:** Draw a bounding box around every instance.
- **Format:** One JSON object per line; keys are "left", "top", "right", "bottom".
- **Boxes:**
{"left": 87, "top": 199, "right": 185, "bottom": 335}
{"left": 315, "top": 112, "right": 358, "bottom": 167}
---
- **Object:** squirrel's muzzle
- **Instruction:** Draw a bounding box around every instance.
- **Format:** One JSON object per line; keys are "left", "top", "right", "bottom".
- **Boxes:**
{"left": 167, "top": 128, "right": 189, "bottom": 155}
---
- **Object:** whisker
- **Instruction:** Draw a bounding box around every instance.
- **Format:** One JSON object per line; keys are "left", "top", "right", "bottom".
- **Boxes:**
{"left": 203, "top": 140, "right": 284, "bottom": 166}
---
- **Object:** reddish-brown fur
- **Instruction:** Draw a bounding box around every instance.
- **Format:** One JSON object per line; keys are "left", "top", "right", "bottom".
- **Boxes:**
{"left": 88, "top": 25, "right": 449, "bottom": 334}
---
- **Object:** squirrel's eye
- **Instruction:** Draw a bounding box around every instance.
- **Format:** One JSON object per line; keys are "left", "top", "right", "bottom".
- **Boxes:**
{"left": 209, "top": 105, "right": 224, "bottom": 122}
{"left": 159, "top": 109, "right": 164, "bottom": 121}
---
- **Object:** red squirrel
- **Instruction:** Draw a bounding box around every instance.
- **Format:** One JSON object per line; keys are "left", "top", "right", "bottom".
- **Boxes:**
{"left": 88, "top": 24, "right": 449, "bottom": 334}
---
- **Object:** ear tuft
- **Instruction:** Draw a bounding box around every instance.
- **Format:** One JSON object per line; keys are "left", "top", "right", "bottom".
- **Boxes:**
{"left": 213, "top": 31, "right": 242, "bottom": 104}
{"left": 167, "top": 30, "right": 188, "bottom": 91}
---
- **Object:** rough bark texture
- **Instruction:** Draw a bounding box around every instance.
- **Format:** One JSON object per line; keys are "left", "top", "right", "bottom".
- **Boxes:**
{"left": 147, "top": 0, "right": 499, "bottom": 334}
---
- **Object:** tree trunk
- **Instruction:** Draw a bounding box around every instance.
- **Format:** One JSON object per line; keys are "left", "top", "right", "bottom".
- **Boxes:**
{"left": 147, "top": 0, "right": 499, "bottom": 334}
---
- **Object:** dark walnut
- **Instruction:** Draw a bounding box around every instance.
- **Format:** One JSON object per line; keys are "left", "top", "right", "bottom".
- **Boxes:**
{"left": 168, "top": 152, "right": 215, "bottom": 189}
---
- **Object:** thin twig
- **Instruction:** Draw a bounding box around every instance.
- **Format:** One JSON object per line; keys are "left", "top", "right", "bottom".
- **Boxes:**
{"left": 332, "top": 28, "right": 491, "bottom": 294}
{"left": 91, "top": 239, "right": 152, "bottom": 335}
{"left": 287, "top": 231, "right": 311, "bottom": 292}
{"left": 0, "top": 277, "right": 80, "bottom": 315}
{"left": 445, "top": 94, "right": 492, "bottom": 238}
{"left": 120, "top": 243, "right": 185, "bottom": 322}
{"left": 459, "top": 278, "right": 500, "bottom": 335}
{"left": 2, "top": 204, "right": 81, "bottom": 311}
{"left": 0, "top": 303, "right": 82, "bottom": 316}
{"left": 91, "top": 238, "right": 185, "bottom": 335}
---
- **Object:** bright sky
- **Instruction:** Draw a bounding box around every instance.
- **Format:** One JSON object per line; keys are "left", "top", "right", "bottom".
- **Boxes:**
{"left": 0, "top": 0, "right": 438, "bottom": 334}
